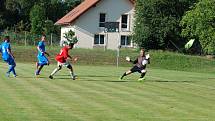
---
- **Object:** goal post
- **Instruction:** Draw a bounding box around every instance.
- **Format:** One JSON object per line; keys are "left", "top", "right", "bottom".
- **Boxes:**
{"left": 104, "top": 22, "right": 120, "bottom": 67}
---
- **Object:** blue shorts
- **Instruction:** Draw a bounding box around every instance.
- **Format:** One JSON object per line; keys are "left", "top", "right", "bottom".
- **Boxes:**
{"left": 37, "top": 55, "right": 49, "bottom": 65}
{"left": 4, "top": 57, "right": 16, "bottom": 66}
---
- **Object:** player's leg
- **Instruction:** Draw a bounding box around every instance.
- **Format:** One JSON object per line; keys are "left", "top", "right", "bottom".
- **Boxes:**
{"left": 120, "top": 66, "right": 137, "bottom": 79}
{"left": 36, "top": 62, "right": 39, "bottom": 70}
{"left": 44, "top": 56, "right": 50, "bottom": 65}
{"left": 138, "top": 69, "right": 147, "bottom": 81}
{"left": 120, "top": 70, "right": 132, "bottom": 79}
{"left": 10, "top": 59, "right": 17, "bottom": 77}
{"left": 35, "top": 56, "right": 48, "bottom": 75}
{"left": 67, "top": 64, "right": 76, "bottom": 80}
{"left": 35, "top": 55, "right": 41, "bottom": 75}
{"left": 49, "top": 62, "right": 62, "bottom": 79}
{"left": 5, "top": 58, "right": 17, "bottom": 77}
{"left": 6, "top": 65, "right": 12, "bottom": 77}
{"left": 36, "top": 64, "right": 44, "bottom": 75}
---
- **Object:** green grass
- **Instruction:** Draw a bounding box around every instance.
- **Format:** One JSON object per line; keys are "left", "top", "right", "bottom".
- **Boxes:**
{"left": 0, "top": 62, "right": 215, "bottom": 121}
{"left": 11, "top": 45, "right": 215, "bottom": 73}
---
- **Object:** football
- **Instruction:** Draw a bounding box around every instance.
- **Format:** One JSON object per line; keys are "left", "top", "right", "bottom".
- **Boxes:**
{"left": 142, "top": 59, "right": 148, "bottom": 65}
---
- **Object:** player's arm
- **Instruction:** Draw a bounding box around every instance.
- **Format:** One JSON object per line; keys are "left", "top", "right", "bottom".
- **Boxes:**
{"left": 44, "top": 52, "right": 50, "bottom": 56}
{"left": 37, "top": 46, "right": 44, "bottom": 54}
{"left": 7, "top": 48, "right": 14, "bottom": 59}
{"left": 130, "top": 58, "right": 138, "bottom": 64}
{"left": 37, "top": 45, "right": 49, "bottom": 56}
{"left": 145, "top": 54, "right": 150, "bottom": 64}
{"left": 126, "top": 56, "right": 138, "bottom": 64}
{"left": 7, "top": 44, "right": 14, "bottom": 59}
{"left": 68, "top": 55, "right": 78, "bottom": 63}
{"left": 68, "top": 55, "right": 72, "bottom": 60}
{"left": 147, "top": 58, "right": 150, "bottom": 64}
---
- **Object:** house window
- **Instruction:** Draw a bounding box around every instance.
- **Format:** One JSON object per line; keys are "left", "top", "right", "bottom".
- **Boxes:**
{"left": 99, "top": 13, "right": 106, "bottom": 27}
{"left": 94, "top": 34, "right": 105, "bottom": 45}
{"left": 121, "top": 35, "right": 131, "bottom": 47}
{"left": 121, "top": 14, "right": 128, "bottom": 29}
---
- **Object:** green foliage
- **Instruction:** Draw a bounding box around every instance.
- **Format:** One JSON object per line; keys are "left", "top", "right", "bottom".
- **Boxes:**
{"left": 43, "top": 20, "right": 55, "bottom": 34}
{"left": 63, "top": 30, "right": 78, "bottom": 44}
{"left": 180, "top": 0, "right": 215, "bottom": 54}
{"left": 0, "top": 14, "right": 6, "bottom": 29}
{"left": 0, "top": 0, "right": 82, "bottom": 34}
{"left": 133, "top": 0, "right": 196, "bottom": 50}
{"left": 29, "top": 4, "right": 46, "bottom": 34}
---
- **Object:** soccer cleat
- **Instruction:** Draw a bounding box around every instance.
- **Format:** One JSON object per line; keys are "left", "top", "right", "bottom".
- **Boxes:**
{"left": 35, "top": 70, "right": 40, "bottom": 76}
{"left": 72, "top": 74, "right": 78, "bottom": 80}
{"left": 14, "top": 75, "right": 17, "bottom": 77}
{"left": 49, "top": 75, "right": 53, "bottom": 79}
{"left": 138, "top": 77, "right": 145, "bottom": 81}
{"left": 72, "top": 76, "right": 76, "bottom": 80}
{"left": 71, "top": 75, "right": 77, "bottom": 80}
{"left": 119, "top": 76, "right": 123, "bottom": 80}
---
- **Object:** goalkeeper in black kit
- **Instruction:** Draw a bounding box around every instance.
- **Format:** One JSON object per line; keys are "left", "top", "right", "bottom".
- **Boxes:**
{"left": 120, "top": 49, "right": 150, "bottom": 81}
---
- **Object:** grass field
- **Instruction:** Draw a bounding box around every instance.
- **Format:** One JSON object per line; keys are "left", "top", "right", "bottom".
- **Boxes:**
{"left": 11, "top": 46, "right": 215, "bottom": 73}
{"left": 0, "top": 62, "right": 215, "bottom": 121}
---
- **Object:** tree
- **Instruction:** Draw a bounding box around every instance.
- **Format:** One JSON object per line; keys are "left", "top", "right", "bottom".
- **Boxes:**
{"left": 180, "top": 0, "right": 215, "bottom": 54}
{"left": 30, "top": 4, "right": 46, "bottom": 34}
{"left": 133, "top": 0, "right": 196, "bottom": 50}
{"left": 43, "top": 19, "right": 60, "bottom": 34}
{"left": 0, "top": 0, "right": 82, "bottom": 33}
{"left": 0, "top": 0, "right": 20, "bottom": 30}
{"left": 63, "top": 30, "right": 78, "bottom": 44}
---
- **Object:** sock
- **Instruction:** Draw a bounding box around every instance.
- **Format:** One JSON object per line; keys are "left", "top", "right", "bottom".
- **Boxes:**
{"left": 140, "top": 73, "right": 146, "bottom": 78}
{"left": 37, "top": 65, "right": 44, "bottom": 74}
{"left": 11, "top": 65, "right": 16, "bottom": 76}
{"left": 121, "top": 72, "right": 127, "bottom": 79}
{"left": 70, "top": 71, "right": 75, "bottom": 77}
{"left": 8, "top": 65, "right": 13, "bottom": 73}
{"left": 50, "top": 68, "right": 60, "bottom": 76}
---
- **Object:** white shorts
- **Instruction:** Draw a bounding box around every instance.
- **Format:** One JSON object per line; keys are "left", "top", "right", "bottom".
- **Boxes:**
{"left": 57, "top": 61, "right": 72, "bottom": 67}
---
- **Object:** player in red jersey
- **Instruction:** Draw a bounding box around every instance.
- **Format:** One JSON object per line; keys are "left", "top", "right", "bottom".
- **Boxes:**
{"left": 49, "top": 43, "right": 77, "bottom": 80}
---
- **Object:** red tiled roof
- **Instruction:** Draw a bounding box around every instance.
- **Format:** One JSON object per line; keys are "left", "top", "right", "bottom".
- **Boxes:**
{"left": 55, "top": 0, "right": 135, "bottom": 25}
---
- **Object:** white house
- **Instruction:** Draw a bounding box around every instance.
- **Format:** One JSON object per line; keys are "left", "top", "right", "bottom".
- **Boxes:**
{"left": 55, "top": 0, "right": 135, "bottom": 50}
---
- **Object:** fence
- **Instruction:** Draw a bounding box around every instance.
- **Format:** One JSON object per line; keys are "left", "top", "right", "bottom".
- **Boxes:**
{"left": 0, "top": 31, "right": 61, "bottom": 46}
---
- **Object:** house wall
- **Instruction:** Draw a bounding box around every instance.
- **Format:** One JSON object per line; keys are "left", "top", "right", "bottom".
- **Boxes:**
{"left": 60, "top": 0, "right": 134, "bottom": 50}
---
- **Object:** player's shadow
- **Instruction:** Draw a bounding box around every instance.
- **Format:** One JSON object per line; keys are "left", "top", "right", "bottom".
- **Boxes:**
{"left": 79, "top": 75, "right": 119, "bottom": 78}
{"left": 83, "top": 79, "right": 130, "bottom": 82}
{"left": 55, "top": 77, "right": 130, "bottom": 82}
{"left": 18, "top": 76, "right": 47, "bottom": 79}
{"left": 148, "top": 80, "right": 195, "bottom": 83}
{"left": 105, "top": 80, "right": 131, "bottom": 82}
{"left": 56, "top": 75, "right": 119, "bottom": 78}
{"left": 208, "top": 78, "right": 215, "bottom": 80}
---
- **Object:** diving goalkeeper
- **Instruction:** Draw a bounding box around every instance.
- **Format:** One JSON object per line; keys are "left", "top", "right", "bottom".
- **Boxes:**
{"left": 120, "top": 49, "right": 150, "bottom": 81}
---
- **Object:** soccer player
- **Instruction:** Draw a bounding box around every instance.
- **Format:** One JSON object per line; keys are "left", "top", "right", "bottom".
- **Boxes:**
{"left": 49, "top": 42, "right": 77, "bottom": 80}
{"left": 35, "top": 35, "right": 50, "bottom": 75}
{"left": 1, "top": 36, "right": 17, "bottom": 77}
{"left": 120, "top": 49, "right": 150, "bottom": 81}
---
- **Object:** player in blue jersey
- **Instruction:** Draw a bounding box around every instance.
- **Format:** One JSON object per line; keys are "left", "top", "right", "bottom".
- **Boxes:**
{"left": 0, "top": 44, "right": 2, "bottom": 53}
{"left": 35, "top": 35, "right": 50, "bottom": 75}
{"left": 1, "top": 36, "right": 17, "bottom": 77}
